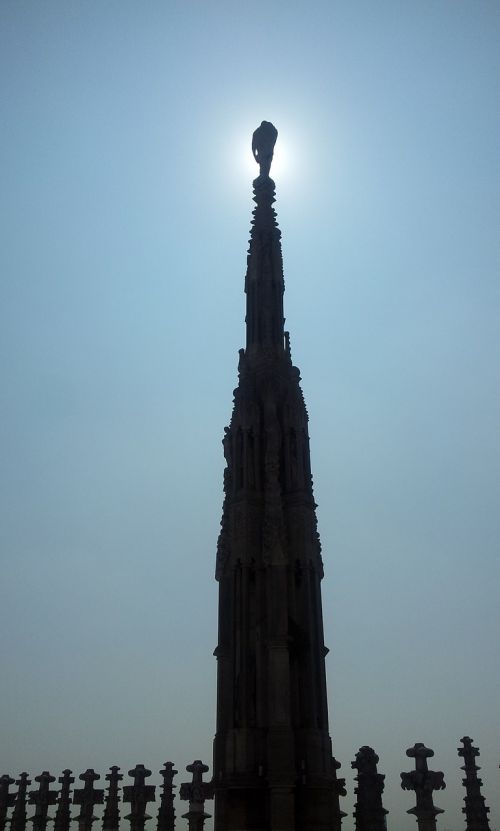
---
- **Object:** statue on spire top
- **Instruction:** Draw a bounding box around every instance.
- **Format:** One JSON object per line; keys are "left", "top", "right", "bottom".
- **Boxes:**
{"left": 252, "top": 121, "right": 278, "bottom": 178}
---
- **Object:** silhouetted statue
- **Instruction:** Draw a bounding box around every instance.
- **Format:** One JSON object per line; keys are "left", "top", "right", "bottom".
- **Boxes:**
{"left": 252, "top": 120, "right": 278, "bottom": 178}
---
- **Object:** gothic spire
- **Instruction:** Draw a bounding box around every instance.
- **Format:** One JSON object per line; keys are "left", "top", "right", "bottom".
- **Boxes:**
{"left": 213, "top": 121, "right": 335, "bottom": 831}
{"left": 245, "top": 121, "right": 286, "bottom": 358}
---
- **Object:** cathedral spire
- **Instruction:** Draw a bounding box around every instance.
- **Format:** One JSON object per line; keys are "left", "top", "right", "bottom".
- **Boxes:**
{"left": 245, "top": 122, "right": 286, "bottom": 357}
{"left": 213, "top": 123, "right": 338, "bottom": 831}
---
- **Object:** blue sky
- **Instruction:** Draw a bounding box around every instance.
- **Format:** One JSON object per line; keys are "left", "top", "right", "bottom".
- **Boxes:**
{"left": 1, "top": 2, "right": 499, "bottom": 828}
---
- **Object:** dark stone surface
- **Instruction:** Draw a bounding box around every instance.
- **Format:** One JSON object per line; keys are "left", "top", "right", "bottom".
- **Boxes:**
{"left": 458, "top": 736, "right": 491, "bottom": 831}
{"left": 401, "top": 743, "right": 445, "bottom": 831}
{"left": 352, "top": 747, "right": 388, "bottom": 831}
{"left": 213, "top": 123, "right": 339, "bottom": 830}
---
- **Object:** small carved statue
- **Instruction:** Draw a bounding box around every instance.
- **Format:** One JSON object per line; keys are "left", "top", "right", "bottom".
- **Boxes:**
{"left": 252, "top": 121, "right": 278, "bottom": 178}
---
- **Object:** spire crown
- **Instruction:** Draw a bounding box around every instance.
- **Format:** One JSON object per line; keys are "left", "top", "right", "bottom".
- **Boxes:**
{"left": 245, "top": 122, "right": 286, "bottom": 357}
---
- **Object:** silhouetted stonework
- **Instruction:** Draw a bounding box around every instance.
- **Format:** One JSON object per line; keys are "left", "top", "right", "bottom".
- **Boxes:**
{"left": 0, "top": 764, "right": 212, "bottom": 831}
{"left": 401, "top": 744, "right": 445, "bottom": 831}
{"left": 54, "top": 770, "right": 73, "bottom": 831}
{"left": 458, "top": 737, "right": 491, "bottom": 831}
{"left": 213, "top": 122, "right": 338, "bottom": 830}
{"left": 157, "top": 763, "right": 177, "bottom": 831}
{"left": 180, "top": 761, "right": 213, "bottom": 831}
{"left": 1, "top": 121, "right": 497, "bottom": 831}
{"left": 0, "top": 775, "right": 16, "bottom": 831}
{"left": 352, "top": 746, "right": 387, "bottom": 831}
{"left": 10, "top": 774, "right": 30, "bottom": 831}
{"left": 73, "top": 769, "right": 104, "bottom": 831}
{"left": 29, "top": 772, "right": 58, "bottom": 831}
{"left": 102, "top": 767, "right": 122, "bottom": 831}
{"left": 2, "top": 746, "right": 499, "bottom": 831}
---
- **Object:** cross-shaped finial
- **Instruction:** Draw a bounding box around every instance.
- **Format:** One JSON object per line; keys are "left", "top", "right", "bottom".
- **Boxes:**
{"left": 407, "top": 743, "right": 434, "bottom": 767}
{"left": 11, "top": 773, "right": 31, "bottom": 831}
{"left": 180, "top": 761, "right": 213, "bottom": 831}
{"left": 29, "top": 772, "right": 58, "bottom": 831}
{"left": 73, "top": 769, "right": 104, "bottom": 831}
{"left": 459, "top": 736, "right": 480, "bottom": 762}
{"left": 401, "top": 744, "right": 445, "bottom": 831}
{"left": 123, "top": 764, "right": 155, "bottom": 831}
{"left": 53, "top": 770, "right": 74, "bottom": 831}
{"left": 160, "top": 762, "right": 177, "bottom": 788}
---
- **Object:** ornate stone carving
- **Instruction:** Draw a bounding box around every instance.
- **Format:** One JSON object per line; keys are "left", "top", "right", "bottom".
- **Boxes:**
{"left": 214, "top": 123, "right": 336, "bottom": 830}
{"left": 123, "top": 765, "right": 155, "bottom": 831}
{"left": 11, "top": 773, "right": 31, "bottom": 831}
{"left": 0, "top": 775, "right": 15, "bottom": 831}
{"left": 458, "top": 737, "right": 491, "bottom": 831}
{"left": 157, "top": 763, "right": 177, "bottom": 831}
{"left": 102, "top": 766, "right": 122, "bottom": 831}
{"left": 28, "top": 772, "right": 58, "bottom": 831}
{"left": 401, "top": 743, "right": 445, "bottom": 831}
{"left": 352, "top": 746, "right": 388, "bottom": 831}
{"left": 332, "top": 757, "right": 347, "bottom": 831}
{"left": 73, "top": 769, "right": 104, "bottom": 831}
{"left": 180, "top": 761, "right": 213, "bottom": 831}
{"left": 53, "top": 770, "right": 73, "bottom": 831}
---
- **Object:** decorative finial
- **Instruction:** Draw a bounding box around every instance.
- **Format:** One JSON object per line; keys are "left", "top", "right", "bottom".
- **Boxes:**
{"left": 458, "top": 737, "right": 491, "bottom": 831}
{"left": 401, "top": 744, "right": 445, "bottom": 831}
{"left": 252, "top": 121, "right": 278, "bottom": 178}
{"left": 352, "top": 747, "right": 388, "bottom": 831}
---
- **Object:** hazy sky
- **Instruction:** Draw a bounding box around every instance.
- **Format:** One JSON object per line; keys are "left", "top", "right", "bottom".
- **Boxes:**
{"left": 1, "top": 2, "right": 499, "bottom": 829}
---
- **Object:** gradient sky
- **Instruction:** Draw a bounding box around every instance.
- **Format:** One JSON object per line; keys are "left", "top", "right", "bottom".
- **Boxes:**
{"left": 1, "top": 2, "right": 499, "bottom": 829}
